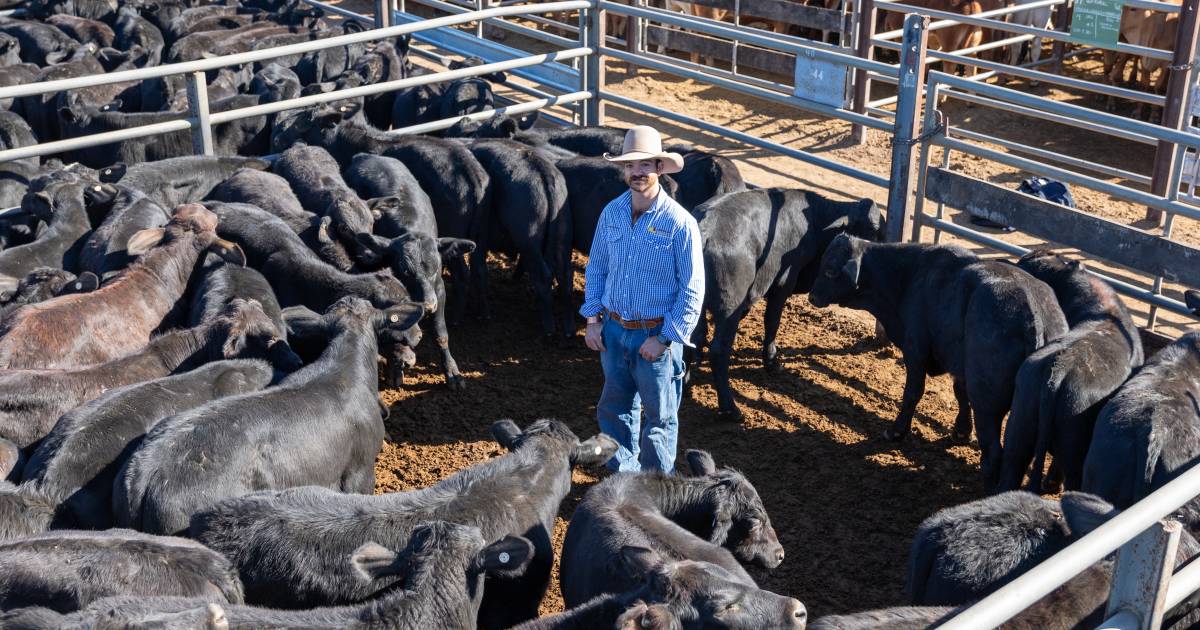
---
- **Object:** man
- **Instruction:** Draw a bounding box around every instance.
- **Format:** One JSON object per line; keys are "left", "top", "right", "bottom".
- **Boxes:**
{"left": 579, "top": 125, "right": 704, "bottom": 474}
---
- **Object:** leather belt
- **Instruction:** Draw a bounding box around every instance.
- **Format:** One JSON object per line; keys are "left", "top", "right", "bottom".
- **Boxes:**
{"left": 608, "top": 311, "right": 664, "bottom": 330}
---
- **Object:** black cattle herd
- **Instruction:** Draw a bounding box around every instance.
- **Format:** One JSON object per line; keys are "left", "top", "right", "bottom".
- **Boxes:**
{"left": 0, "top": 0, "right": 1196, "bottom": 627}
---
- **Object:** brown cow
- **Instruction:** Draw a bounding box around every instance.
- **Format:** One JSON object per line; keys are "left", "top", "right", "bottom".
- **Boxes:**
{"left": 1105, "top": 0, "right": 1180, "bottom": 120}
{"left": 882, "top": 0, "right": 989, "bottom": 79}
{"left": 0, "top": 203, "right": 245, "bottom": 370}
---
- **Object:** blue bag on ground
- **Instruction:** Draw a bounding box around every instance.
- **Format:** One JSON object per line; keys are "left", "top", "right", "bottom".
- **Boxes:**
{"left": 1017, "top": 176, "right": 1076, "bottom": 208}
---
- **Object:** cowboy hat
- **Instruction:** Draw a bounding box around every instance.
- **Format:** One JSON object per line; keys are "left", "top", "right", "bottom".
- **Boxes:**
{"left": 603, "top": 126, "right": 684, "bottom": 174}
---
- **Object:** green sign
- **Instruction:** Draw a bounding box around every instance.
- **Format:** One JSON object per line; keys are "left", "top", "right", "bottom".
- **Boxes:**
{"left": 1071, "top": 0, "right": 1124, "bottom": 47}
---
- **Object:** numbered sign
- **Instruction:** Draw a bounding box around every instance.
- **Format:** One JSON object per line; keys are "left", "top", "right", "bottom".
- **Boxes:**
{"left": 1070, "top": 0, "right": 1123, "bottom": 47}
{"left": 793, "top": 49, "right": 850, "bottom": 108}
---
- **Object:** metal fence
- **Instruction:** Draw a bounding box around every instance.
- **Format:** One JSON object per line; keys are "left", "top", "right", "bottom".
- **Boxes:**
{"left": 4, "top": 1, "right": 1200, "bottom": 624}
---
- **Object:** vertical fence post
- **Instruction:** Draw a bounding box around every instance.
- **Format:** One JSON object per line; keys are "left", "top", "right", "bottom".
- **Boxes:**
{"left": 585, "top": 0, "right": 606, "bottom": 126}
{"left": 626, "top": 0, "right": 642, "bottom": 76}
{"left": 884, "top": 13, "right": 928, "bottom": 243}
{"left": 475, "top": 0, "right": 485, "bottom": 38}
{"left": 1104, "top": 520, "right": 1182, "bottom": 630}
{"left": 186, "top": 71, "right": 213, "bottom": 157}
{"left": 1050, "top": 0, "right": 1072, "bottom": 73}
{"left": 375, "top": 0, "right": 391, "bottom": 28}
{"left": 1147, "top": 0, "right": 1200, "bottom": 224}
{"left": 850, "top": 0, "right": 875, "bottom": 144}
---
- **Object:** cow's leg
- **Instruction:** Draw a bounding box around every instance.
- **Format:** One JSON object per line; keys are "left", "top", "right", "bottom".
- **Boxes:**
{"left": 709, "top": 309, "right": 746, "bottom": 420}
{"left": 683, "top": 310, "right": 709, "bottom": 395}
{"left": 761, "top": 286, "right": 789, "bottom": 374}
{"left": 886, "top": 352, "right": 928, "bottom": 441}
{"left": 432, "top": 281, "right": 466, "bottom": 390}
{"left": 951, "top": 378, "right": 972, "bottom": 442}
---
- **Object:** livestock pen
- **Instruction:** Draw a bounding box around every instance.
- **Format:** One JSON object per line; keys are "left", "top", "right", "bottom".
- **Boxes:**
{"left": 3, "top": 0, "right": 1200, "bottom": 625}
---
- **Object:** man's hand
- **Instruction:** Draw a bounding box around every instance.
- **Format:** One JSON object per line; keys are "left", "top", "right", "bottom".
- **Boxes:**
{"left": 639, "top": 336, "right": 668, "bottom": 362}
{"left": 585, "top": 321, "right": 605, "bottom": 352}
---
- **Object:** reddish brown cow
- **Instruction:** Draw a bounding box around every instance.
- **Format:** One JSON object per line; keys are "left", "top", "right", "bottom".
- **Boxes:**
{"left": 0, "top": 204, "right": 244, "bottom": 370}
{"left": 1105, "top": 0, "right": 1181, "bottom": 120}
{"left": 882, "top": 0, "right": 988, "bottom": 79}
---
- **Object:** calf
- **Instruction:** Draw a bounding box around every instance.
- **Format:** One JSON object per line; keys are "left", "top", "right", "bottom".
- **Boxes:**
{"left": 998, "top": 251, "right": 1143, "bottom": 494}
{"left": 205, "top": 167, "right": 353, "bottom": 271}
{"left": 0, "top": 203, "right": 245, "bottom": 370}
{"left": 809, "top": 236, "right": 1068, "bottom": 488}
{"left": 188, "top": 258, "right": 289, "bottom": 337}
{"left": 192, "top": 419, "right": 615, "bottom": 628}
{"left": 0, "top": 181, "right": 92, "bottom": 293}
{"left": 113, "top": 5, "right": 165, "bottom": 68}
{"left": 77, "top": 185, "right": 170, "bottom": 281}
{"left": 100, "top": 155, "right": 270, "bottom": 211}
{"left": 45, "top": 15, "right": 114, "bottom": 48}
{"left": 0, "top": 19, "right": 79, "bottom": 67}
{"left": 0, "top": 298, "right": 297, "bottom": 450}
{"left": 34, "top": 522, "right": 533, "bottom": 630}
{"left": 0, "top": 268, "right": 98, "bottom": 322}
{"left": 0, "top": 359, "right": 273, "bottom": 540}
{"left": 204, "top": 201, "right": 423, "bottom": 373}
{"left": 0, "top": 63, "right": 38, "bottom": 113}
{"left": 693, "top": 190, "right": 883, "bottom": 419}
{"left": 518, "top": 548, "right": 800, "bottom": 630}
{"left": 272, "top": 143, "right": 374, "bottom": 267}
{"left": 0, "top": 529, "right": 243, "bottom": 612}
{"left": 114, "top": 297, "right": 424, "bottom": 535}
{"left": 457, "top": 112, "right": 626, "bottom": 157}
{"left": 1083, "top": 332, "right": 1200, "bottom": 528}
{"left": 270, "top": 104, "right": 489, "bottom": 324}
{"left": 464, "top": 139, "right": 572, "bottom": 337}
{"left": 560, "top": 450, "right": 785, "bottom": 607}
{"left": 907, "top": 489, "right": 1200, "bottom": 624}
{"left": 669, "top": 146, "right": 747, "bottom": 212}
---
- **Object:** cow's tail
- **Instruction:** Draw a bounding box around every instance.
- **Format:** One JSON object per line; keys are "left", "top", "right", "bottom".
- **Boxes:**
{"left": 1027, "top": 364, "right": 1062, "bottom": 493}
{"left": 905, "top": 526, "right": 937, "bottom": 605}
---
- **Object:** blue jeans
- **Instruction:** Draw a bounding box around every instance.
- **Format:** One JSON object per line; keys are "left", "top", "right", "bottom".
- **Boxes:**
{"left": 597, "top": 315, "right": 684, "bottom": 474}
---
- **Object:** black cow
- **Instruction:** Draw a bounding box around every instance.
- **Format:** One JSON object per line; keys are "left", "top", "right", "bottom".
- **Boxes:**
{"left": 0, "top": 359, "right": 273, "bottom": 541}
{"left": 18, "top": 47, "right": 105, "bottom": 145}
{"left": 0, "top": 180, "right": 91, "bottom": 293}
{"left": 1083, "top": 332, "right": 1200, "bottom": 528}
{"left": 0, "top": 19, "right": 80, "bottom": 67}
{"left": 452, "top": 112, "right": 626, "bottom": 157}
{"left": 272, "top": 143, "right": 374, "bottom": 267}
{"left": 113, "top": 5, "right": 165, "bottom": 68}
{"left": 692, "top": 189, "right": 884, "bottom": 419}
{"left": 114, "top": 297, "right": 423, "bottom": 535}
{"left": 668, "top": 146, "right": 746, "bottom": 212}
{"left": 0, "top": 529, "right": 244, "bottom": 612}
{"left": 270, "top": 103, "right": 489, "bottom": 324}
{"left": 809, "top": 236, "right": 1068, "bottom": 488}
{"left": 193, "top": 419, "right": 614, "bottom": 628}
{"left": 41, "top": 522, "right": 533, "bottom": 630}
{"left": 45, "top": 15, "right": 113, "bottom": 48}
{"left": 518, "top": 548, "right": 801, "bottom": 630}
{"left": 0, "top": 63, "right": 38, "bottom": 114}
{"left": 998, "top": 251, "right": 1143, "bottom": 494}
{"left": 100, "top": 155, "right": 270, "bottom": 211}
{"left": 561, "top": 450, "right": 785, "bottom": 608}
{"left": 0, "top": 268, "right": 98, "bottom": 323}
{"left": 1, "top": 600, "right": 229, "bottom": 629}
{"left": 391, "top": 57, "right": 502, "bottom": 132}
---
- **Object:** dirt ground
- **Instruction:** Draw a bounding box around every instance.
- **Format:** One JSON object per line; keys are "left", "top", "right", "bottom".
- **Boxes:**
{"left": 315, "top": 4, "right": 1200, "bottom": 620}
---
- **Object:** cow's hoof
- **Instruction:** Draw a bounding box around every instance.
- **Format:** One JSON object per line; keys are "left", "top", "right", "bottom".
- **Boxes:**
{"left": 446, "top": 375, "right": 467, "bottom": 391}
{"left": 763, "top": 359, "right": 782, "bottom": 374}
{"left": 883, "top": 426, "right": 910, "bottom": 441}
{"left": 1040, "top": 478, "right": 1063, "bottom": 495}
{"left": 952, "top": 429, "right": 972, "bottom": 444}
{"left": 717, "top": 407, "right": 744, "bottom": 423}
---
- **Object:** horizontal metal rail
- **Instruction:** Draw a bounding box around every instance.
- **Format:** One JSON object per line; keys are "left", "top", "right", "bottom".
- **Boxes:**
{"left": 941, "top": 88, "right": 1159, "bottom": 145}
{"left": 0, "top": 119, "right": 194, "bottom": 165}
{"left": 948, "top": 125, "right": 1154, "bottom": 185}
{"left": 933, "top": 70, "right": 1199, "bottom": 148}
{"left": 1122, "top": 0, "right": 1184, "bottom": 11}
{"left": 602, "top": 46, "right": 892, "bottom": 131}
{"left": 937, "top": 134, "right": 1200, "bottom": 222}
{"left": 304, "top": 1, "right": 376, "bottom": 23}
{"left": 875, "top": 0, "right": 1175, "bottom": 60}
{"left": 0, "top": 0, "right": 591, "bottom": 102}
{"left": 603, "top": 91, "right": 890, "bottom": 188}
{"left": 871, "top": 38, "right": 1168, "bottom": 106}
{"left": 389, "top": 89, "right": 591, "bottom": 134}
{"left": 1167, "top": 559, "right": 1200, "bottom": 610}
{"left": 406, "top": 0, "right": 584, "bottom": 47}
{"left": 938, "top": 461, "right": 1200, "bottom": 628}
{"left": 874, "top": 0, "right": 1064, "bottom": 40}
{"left": 599, "top": 0, "right": 900, "bottom": 75}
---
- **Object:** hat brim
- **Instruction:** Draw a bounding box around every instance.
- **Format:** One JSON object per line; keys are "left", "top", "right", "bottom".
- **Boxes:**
{"left": 602, "top": 150, "right": 684, "bottom": 175}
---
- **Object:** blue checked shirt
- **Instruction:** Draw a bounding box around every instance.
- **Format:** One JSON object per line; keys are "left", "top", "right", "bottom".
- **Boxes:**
{"left": 580, "top": 186, "right": 705, "bottom": 347}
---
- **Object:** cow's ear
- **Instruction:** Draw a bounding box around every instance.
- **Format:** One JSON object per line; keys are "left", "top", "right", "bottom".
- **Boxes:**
{"left": 58, "top": 106, "right": 80, "bottom": 125}
{"left": 710, "top": 502, "right": 735, "bottom": 546}
{"left": 397, "top": 35, "right": 411, "bottom": 57}
{"left": 101, "top": 98, "right": 123, "bottom": 112}
{"left": 350, "top": 542, "right": 404, "bottom": 580}
{"left": 355, "top": 233, "right": 390, "bottom": 266}
{"left": 0, "top": 437, "right": 18, "bottom": 480}
{"left": 1060, "top": 492, "right": 1117, "bottom": 538}
{"left": 283, "top": 305, "right": 327, "bottom": 339}
{"left": 619, "top": 546, "right": 663, "bottom": 581}
{"left": 58, "top": 271, "right": 99, "bottom": 295}
{"left": 367, "top": 196, "right": 401, "bottom": 221}
{"left": 126, "top": 227, "right": 166, "bottom": 255}
{"left": 437, "top": 237, "right": 475, "bottom": 261}
{"left": 99, "top": 163, "right": 127, "bottom": 183}
{"left": 377, "top": 302, "right": 424, "bottom": 333}
{"left": 498, "top": 117, "right": 517, "bottom": 137}
{"left": 684, "top": 449, "right": 717, "bottom": 476}
{"left": 485, "top": 71, "right": 506, "bottom": 83}
{"left": 490, "top": 419, "right": 523, "bottom": 450}
{"left": 335, "top": 101, "right": 361, "bottom": 119}
{"left": 476, "top": 536, "right": 533, "bottom": 578}
{"left": 316, "top": 215, "right": 334, "bottom": 244}
{"left": 517, "top": 111, "right": 539, "bottom": 130}
{"left": 842, "top": 255, "right": 861, "bottom": 289}
{"left": 570, "top": 433, "right": 618, "bottom": 468}
{"left": 209, "top": 239, "right": 246, "bottom": 267}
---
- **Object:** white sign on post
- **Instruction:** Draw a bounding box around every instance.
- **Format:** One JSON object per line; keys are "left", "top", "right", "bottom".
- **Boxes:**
{"left": 793, "top": 48, "right": 850, "bottom": 109}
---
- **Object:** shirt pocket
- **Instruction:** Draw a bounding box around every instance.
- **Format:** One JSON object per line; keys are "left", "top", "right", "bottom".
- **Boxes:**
{"left": 604, "top": 224, "right": 623, "bottom": 260}
{"left": 638, "top": 231, "right": 675, "bottom": 275}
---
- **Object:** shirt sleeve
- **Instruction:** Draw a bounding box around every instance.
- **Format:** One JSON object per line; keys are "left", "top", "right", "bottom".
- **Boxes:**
{"left": 662, "top": 215, "right": 704, "bottom": 346}
{"left": 579, "top": 210, "right": 609, "bottom": 318}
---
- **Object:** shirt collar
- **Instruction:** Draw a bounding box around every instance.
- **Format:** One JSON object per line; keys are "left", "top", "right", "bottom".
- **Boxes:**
{"left": 627, "top": 184, "right": 670, "bottom": 217}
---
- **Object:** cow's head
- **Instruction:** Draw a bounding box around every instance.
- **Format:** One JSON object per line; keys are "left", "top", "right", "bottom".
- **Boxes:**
{"left": 489, "top": 418, "right": 618, "bottom": 469}
{"left": 209, "top": 298, "right": 303, "bottom": 372}
{"left": 618, "top": 547, "right": 806, "bottom": 629}
{"left": 126, "top": 203, "right": 245, "bottom": 267}
{"left": 809, "top": 233, "right": 870, "bottom": 309}
{"left": 684, "top": 449, "right": 785, "bottom": 570}
{"left": 1017, "top": 249, "right": 1082, "bottom": 286}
